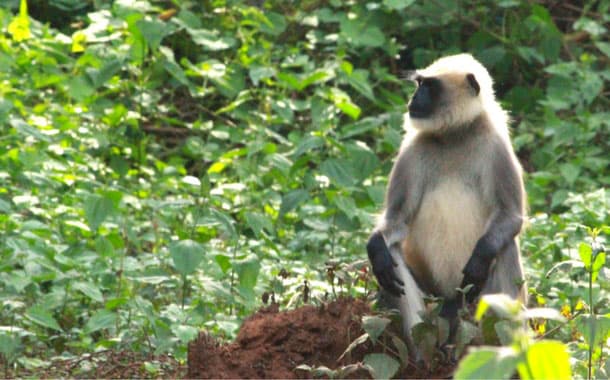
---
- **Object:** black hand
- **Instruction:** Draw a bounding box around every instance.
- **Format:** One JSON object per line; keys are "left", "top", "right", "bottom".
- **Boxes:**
{"left": 461, "top": 251, "right": 492, "bottom": 303}
{"left": 367, "top": 231, "right": 405, "bottom": 297}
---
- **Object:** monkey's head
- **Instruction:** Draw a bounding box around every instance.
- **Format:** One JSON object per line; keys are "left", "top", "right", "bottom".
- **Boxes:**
{"left": 406, "top": 54, "right": 497, "bottom": 133}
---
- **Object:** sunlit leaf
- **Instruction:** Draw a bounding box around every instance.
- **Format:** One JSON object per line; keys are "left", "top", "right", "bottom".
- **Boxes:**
{"left": 8, "top": 0, "right": 30, "bottom": 42}
{"left": 188, "top": 28, "right": 236, "bottom": 50}
{"left": 517, "top": 341, "right": 571, "bottom": 380}
{"left": 455, "top": 346, "right": 518, "bottom": 380}
{"left": 71, "top": 31, "right": 87, "bottom": 53}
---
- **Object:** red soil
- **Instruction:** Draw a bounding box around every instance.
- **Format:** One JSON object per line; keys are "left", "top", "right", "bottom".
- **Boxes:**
{"left": 187, "top": 298, "right": 372, "bottom": 379}
{"left": 187, "top": 297, "right": 456, "bottom": 379}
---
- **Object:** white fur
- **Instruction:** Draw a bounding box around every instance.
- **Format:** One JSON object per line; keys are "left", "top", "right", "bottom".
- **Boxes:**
{"left": 405, "top": 178, "right": 489, "bottom": 297}
{"left": 375, "top": 211, "right": 409, "bottom": 247}
{"left": 406, "top": 53, "right": 506, "bottom": 134}
{"left": 417, "top": 54, "right": 494, "bottom": 99}
{"left": 391, "top": 249, "right": 425, "bottom": 341}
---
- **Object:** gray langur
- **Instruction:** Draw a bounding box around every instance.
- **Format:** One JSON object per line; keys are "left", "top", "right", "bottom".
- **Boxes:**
{"left": 366, "top": 53, "right": 527, "bottom": 355}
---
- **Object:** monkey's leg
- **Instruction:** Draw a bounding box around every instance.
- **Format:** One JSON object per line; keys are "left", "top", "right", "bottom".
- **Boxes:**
{"left": 480, "top": 239, "right": 527, "bottom": 303}
{"left": 367, "top": 230, "right": 426, "bottom": 358}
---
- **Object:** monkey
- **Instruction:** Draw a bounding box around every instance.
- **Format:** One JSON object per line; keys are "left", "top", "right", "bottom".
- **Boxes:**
{"left": 366, "top": 53, "right": 527, "bottom": 357}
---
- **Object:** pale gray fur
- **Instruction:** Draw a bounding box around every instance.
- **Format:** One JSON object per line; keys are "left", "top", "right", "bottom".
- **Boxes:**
{"left": 374, "top": 54, "right": 527, "bottom": 356}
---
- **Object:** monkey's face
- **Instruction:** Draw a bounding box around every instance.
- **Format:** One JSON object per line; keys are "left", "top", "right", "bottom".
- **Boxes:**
{"left": 408, "top": 76, "right": 442, "bottom": 119}
{"left": 406, "top": 54, "right": 494, "bottom": 132}
{"left": 407, "top": 73, "right": 482, "bottom": 132}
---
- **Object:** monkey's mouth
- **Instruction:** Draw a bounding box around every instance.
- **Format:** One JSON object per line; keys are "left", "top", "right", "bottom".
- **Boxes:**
{"left": 408, "top": 109, "right": 430, "bottom": 118}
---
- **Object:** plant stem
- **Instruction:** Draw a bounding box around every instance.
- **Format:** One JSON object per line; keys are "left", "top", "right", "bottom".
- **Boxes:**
{"left": 182, "top": 275, "right": 188, "bottom": 310}
{"left": 587, "top": 262, "right": 595, "bottom": 380}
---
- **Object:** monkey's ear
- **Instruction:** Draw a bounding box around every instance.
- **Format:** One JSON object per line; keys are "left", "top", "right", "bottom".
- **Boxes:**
{"left": 466, "top": 73, "right": 480, "bottom": 95}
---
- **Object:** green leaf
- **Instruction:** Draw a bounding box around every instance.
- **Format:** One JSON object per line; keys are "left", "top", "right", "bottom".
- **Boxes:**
{"left": 72, "top": 281, "right": 104, "bottom": 303}
{"left": 25, "top": 306, "right": 62, "bottom": 332}
{"left": 517, "top": 341, "right": 571, "bottom": 380}
{"left": 84, "top": 194, "right": 115, "bottom": 231}
{"left": 320, "top": 159, "right": 355, "bottom": 187}
{"left": 68, "top": 75, "right": 95, "bottom": 101}
{"left": 341, "top": 18, "right": 385, "bottom": 47}
{"left": 259, "top": 12, "right": 287, "bottom": 36}
{"left": 279, "top": 190, "right": 310, "bottom": 217}
{"left": 214, "top": 254, "right": 232, "bottom": 274}
{"left": 364, "top": 353, "right": 400, "bottom": 380}
{"left": 249, "top": 66, "right": 276, "bottom": 86}
{"left": 0, "top": 333, "right": 21, "bottom": 360}
{"left": 245, "top": 211, "right": 274, "bottom": 237}
{"left": 362, "top": 315, "right": 391, "bottom": 343}
{"left": 278, "top": 69, "right": 332, "bottom": 91}
{"left": 335, "top": 100, "right": 361, "bottom": 120}
{"left": 86, "top": 59, "right": 122, "bottom": 88}
{"left": 475, "top": 294, "right": 521, "bottom": 320}
{"left": 334, "top": 195, "right": 357, "bottom": 220}
{"left": 136, "top": 19, "right": 168, "bottom": 50}
{"left": 595, "top": 41, "right": 610, "bottom": 57}
{"left": 170, "top": 240, "right": 205, "bottom": 276}
{"left": 84, "top": 310, "right": 117, "bottom": 334}
{"left": 559, "top": 163, "right": 580, "bottom": 186}
{"left": 578, "top": 242, "right": 592, "bottom": 268}
{"left": 171, "top": 324, "right": 199, "bottom": 344}
{"left": 209, "top": 209, "right": 237, "bottom": 239}
{"left": 591, "top": 250, "right": 606, "bottom": 282}
{"left": 391, "top": 334, "right": 409, "bottom": 365}
{"left": 576, "top": 314, "right": 610, "bottom": 349}
{"left": 328, "top": 87, "right": 360, "bottom": 119}
{"left": 235, "top": 255, "right": 261, "bottom": 292}
{"left": 455, "top": 346, "right": 518, "bottom": 380}
{"left": 456, "top": 320, "right": 479, "bottom": 357}
{"left": 164, "top": 59, "right": 190, "bottom": 87}
{"left": 188, "top": 28, "right": 236, "bottom": 50}
{"left": 347, "top": 144, "right": 380, "bottom": 182}
{"left": 383, "top": 0, "right": 415, "bottom": 10}
{"left": 344, "top": 69, "right": 375, "bottom": 101}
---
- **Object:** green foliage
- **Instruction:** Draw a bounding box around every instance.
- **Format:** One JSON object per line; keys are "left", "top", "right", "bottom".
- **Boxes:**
{"left": 0, "top": 0, "right": 608, "bottom": 378}
{"left": 456, "top": 294, "right": 572, "bottom": 380}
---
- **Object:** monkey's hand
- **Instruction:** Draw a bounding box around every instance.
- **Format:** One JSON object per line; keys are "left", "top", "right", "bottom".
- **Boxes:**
{"left": 366, "top": 231, "right": 405, "bottom": 297}
{"left": 461, "top": 240, "right": 494, "bottom": 303}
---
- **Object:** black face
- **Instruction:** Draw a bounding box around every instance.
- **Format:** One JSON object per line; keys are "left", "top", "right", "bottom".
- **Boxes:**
{"left": 408, "top": 77, "right": 442, "bottom": 119}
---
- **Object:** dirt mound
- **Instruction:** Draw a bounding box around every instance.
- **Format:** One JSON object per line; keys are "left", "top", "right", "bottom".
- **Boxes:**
{"left": 188, "top": 297, "right": 458, "bottom": 379}
{"left": 187, "top": 298, "right": 373, "bottom": 379}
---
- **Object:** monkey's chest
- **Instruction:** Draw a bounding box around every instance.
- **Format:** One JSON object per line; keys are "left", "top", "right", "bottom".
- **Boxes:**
{"left": 403, "top": 179, "right": 489, "bottom": 297}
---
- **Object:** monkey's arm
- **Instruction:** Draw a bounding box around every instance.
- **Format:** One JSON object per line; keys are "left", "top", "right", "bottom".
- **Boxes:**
{"left": 461, "top": 148, "right": 524, "bottom": 302}
{"left": 367, "top": 230, "right": 405, "bottom": 296}
{"left": 367, "top": 154, "right": 420, "bottom": 297}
